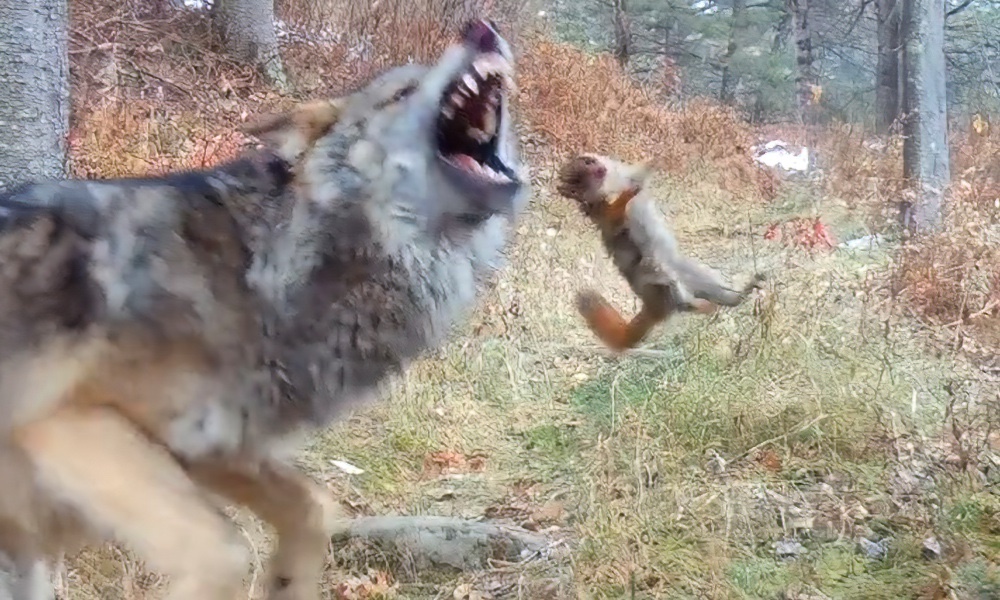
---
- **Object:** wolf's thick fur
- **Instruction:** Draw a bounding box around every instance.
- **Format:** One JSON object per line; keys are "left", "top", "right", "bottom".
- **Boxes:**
{"left": 557, "top": 153, "right": 761, "bottom": 351}
{"left": 0, "top": 20, "right": 527, "bottom": 600}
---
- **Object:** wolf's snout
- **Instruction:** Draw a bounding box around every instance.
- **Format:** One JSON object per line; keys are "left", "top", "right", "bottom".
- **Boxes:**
{"left": 462, "top": 19, "right": 500, "bottom": 53}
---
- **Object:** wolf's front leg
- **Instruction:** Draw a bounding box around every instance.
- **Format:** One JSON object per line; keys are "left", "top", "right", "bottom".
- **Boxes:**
{"left": 12, "top": 406, "right": 250, "bottom": 600}
{"left": 0, "top": 555, "right": 55, "bottom": 600}
{"left": 189, "top": 457, "right": 347, "bottom": 600}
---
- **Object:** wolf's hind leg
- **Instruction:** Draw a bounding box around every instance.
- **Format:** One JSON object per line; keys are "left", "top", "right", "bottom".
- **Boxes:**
{"left": 0, "top": 555, "right": 55, "bottom": 600}
{"left": 12, "top": 406, "right": 249, "bottom": 600}
{"left": 190, "top": 459, "right": 347, "bottom": 600}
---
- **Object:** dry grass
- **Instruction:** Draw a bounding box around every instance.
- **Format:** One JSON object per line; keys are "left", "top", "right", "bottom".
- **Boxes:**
{"left": 51, "top": 0, "right": 1000, "bottom": 598}
{"left": 307, "top": 166, "right": 999, "bottom": 598}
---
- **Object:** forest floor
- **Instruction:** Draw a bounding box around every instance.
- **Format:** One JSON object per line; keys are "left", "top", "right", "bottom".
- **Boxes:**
{"left": 60, "top": 163, "right": 1000, "bottom": 600}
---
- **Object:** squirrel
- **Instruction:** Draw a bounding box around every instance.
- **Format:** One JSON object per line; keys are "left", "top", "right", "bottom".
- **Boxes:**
{"left": 557, "top": 153, "right": 764, "bottom": 351}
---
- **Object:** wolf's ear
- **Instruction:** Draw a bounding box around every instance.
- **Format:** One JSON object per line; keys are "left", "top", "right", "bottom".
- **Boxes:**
{"left": 242, "top": 98, "right": 345, "bottom": 162}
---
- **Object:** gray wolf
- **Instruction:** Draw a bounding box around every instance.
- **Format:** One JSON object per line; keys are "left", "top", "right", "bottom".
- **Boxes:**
{"left": 556, "top": 153, "right": 761, "bottom": 350}
{"left": 0, "top": 18, "right": 527, "bottom": 600}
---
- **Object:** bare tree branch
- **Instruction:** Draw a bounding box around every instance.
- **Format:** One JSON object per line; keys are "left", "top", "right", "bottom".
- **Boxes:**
{"left": 946, "top": 0, "right": 975, "bottom": 19}
{"left": 845, "top": 0, "right": 876, "bottom": 37}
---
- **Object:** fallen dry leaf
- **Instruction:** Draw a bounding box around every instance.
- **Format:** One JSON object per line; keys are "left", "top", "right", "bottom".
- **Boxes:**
{"left": 531, "top": 500, "right": 565, "bottom": 524}
{"left": 333, "top": 570, "right": 397, "bottom": 599}
{"left": 763, "top": 217, "right": 836, "bottom": 253}
{"left": 756, "top": 449, "right": 783, "bottom": 473}
{"left": 422, "top": 450, "right": 466, "bottom": 478}
{"left": 422, "top": 450, "right": 489, "bottom": 478}
{"left": 453, "top": 582, "right": 491, "bottom": 600}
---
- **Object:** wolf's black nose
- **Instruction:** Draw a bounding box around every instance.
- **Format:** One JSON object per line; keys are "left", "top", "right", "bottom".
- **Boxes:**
{"left": 462, "top": 19, "right": 500, "bottom": 53}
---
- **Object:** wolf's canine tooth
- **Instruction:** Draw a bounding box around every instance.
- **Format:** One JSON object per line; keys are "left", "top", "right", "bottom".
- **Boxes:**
{"left": 463, "top": 74, "right": 478, "bottom": 95}
{"left": 467, "top": 127, "right": 491, "bottom": 143}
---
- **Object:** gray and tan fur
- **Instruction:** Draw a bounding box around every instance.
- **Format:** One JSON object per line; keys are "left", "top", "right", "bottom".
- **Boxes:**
{"left": 557, "top": 153, "right": 762, "bottom": 351}
{"left": 0, "top": 19, "right": 527, "bottom": 600}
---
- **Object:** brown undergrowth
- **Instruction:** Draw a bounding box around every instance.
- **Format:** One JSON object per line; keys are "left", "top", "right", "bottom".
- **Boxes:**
{"left": 891, "top": 125, "right": 1000, "bottom": 360}
{"left": 68, "top": 0, "right": 777, "bottom": 201}
{"left": 517, "top": 35, "right": 779, "bottom": 200}
{"left": 759, "top": 119, "right": 1000, "bottom": 358}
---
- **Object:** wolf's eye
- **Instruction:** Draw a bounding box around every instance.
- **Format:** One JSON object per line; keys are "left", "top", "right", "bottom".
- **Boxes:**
{"left": 392, "top": 83, "right": 418, "bottom": 102}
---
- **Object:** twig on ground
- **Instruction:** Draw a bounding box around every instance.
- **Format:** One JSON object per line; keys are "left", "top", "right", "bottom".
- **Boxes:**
{"left": 943, "top": 299, "right": 999, "bottom": 328}
{"left": 734, "top": 414, "right": 829, "bottom": 462}
{"left": 122, "top": 57, "right": 195, "bottom": 96}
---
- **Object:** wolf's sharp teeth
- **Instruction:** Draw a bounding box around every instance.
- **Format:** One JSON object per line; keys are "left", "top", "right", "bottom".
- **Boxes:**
{"left": 442, "top": 105, "right": 455, "bottom": 119}
{"left": 468, "top": 127, "right": 490, "bottom": 143}
{"left": 451, "top": 93, "right": 465, "bottom": 107}
{"left": 483, "top": 166, "right": 509, "bottom": 183}
{"left": 481, "top": 110, "right": 497, "bottom": 136}
{"left": 490, "top": 54, "right": 512, "bottom": 74}
{"left": 503, "top": 73, "right": 516, "bottom": 93}
{"left": 473, "top": 58, "right": 491, "bottom": 76}
{"left": 463, "top": 74, "right": 478, "bottom": 95}
{"left": 472, "top": 54, "right": 511, "bottom": 79}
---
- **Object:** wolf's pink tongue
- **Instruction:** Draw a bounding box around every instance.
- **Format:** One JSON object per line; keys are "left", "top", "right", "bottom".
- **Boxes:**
{"left": 452, "top": 154, "right": 479, "bottom": 171}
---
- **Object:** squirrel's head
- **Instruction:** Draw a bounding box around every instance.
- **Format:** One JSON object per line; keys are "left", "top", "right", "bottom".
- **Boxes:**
{"left": 556, "top": 154, "right": 653, "bottom": 212}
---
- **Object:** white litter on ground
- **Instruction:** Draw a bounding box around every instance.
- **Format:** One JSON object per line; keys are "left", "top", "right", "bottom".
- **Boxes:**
{"left": 753, "top": 140, "right": 810, "bottom": 172}
{"left": 691, "top": 0, "right": 720, "bottom": 15}
{"left": 330, "top": 459, "right": 365, "bottom": 476}
{"left": 839, "top": 234, "right": 885, "bottom": 251}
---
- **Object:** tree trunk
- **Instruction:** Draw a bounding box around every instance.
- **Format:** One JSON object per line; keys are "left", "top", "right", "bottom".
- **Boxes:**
{"left": 611, "top": 0, "right": 631, "bottom": 69}
{"left": 213, "top": 0, "right": 287, "bottom": 89}
{"left": 787, "top": 0, "right": 820, "bottom": 170}
{"left": 772, "top": 7, "right": 791, "bottom": 54}
{"left": 901, "top": 0, "right": 949, "bottom": 231}
{"left": 787, "top": 0, "right": 815, "bottom": 125}
{"left": 719, "top": 0, "right": 746, "bottom": 104}
{"left": 876, "top": 0, "right": 904, "bottom": 133}
{"left": 0, "top": 1, "right": 69, "bottom": 593}
{"left": 0, "top": 0, "right": 70, "bottom": 192}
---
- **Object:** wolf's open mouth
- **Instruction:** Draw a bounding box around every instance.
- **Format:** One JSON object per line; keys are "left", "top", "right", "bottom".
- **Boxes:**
{"left": 436, "top": 52, "right": 517, "bottom": 184}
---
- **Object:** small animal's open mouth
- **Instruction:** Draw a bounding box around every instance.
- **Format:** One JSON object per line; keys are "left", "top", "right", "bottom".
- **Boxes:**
{"left": 435, "top": 51, "right": 517, "bottom": 185}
